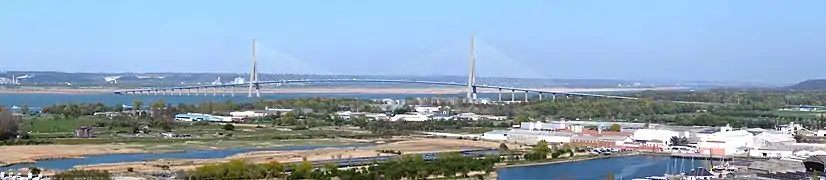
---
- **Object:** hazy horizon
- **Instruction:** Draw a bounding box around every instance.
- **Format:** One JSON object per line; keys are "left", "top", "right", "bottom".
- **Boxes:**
{"left": 2, "top": 0, "right": 824, "bottom": 84}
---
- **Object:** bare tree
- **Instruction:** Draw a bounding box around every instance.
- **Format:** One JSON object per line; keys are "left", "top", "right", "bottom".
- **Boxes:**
{"left": 0, "top": 108, "right": 21, "bottom": 140}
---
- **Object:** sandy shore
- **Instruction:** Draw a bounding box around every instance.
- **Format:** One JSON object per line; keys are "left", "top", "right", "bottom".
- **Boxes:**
{"left": 0, "top": 86, "right": 686, "bottom": 95}
{"left": 0, "top": 145, "right": 144, "bottom": 167}
{"left": 74, "top": 138, "right": 503, "bottom": 172}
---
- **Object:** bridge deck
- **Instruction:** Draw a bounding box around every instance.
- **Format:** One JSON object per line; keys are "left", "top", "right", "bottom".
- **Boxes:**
{"left": 112, "top": 78, "right": 721, "bottom": 105}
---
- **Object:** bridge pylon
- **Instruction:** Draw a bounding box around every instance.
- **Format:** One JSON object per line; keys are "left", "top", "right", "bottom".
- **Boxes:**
{"left": 466, "top": 34, "right": 478, "bottom": 102}
{"left": 248, "top": 39, "right": 261, "bottom": 98}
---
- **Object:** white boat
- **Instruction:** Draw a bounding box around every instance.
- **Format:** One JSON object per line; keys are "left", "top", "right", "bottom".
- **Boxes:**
{"left": 641, "top": 176, "right": 668, "bottom": 180}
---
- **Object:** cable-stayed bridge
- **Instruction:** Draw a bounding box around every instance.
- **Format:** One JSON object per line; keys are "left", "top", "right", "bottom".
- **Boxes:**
{"left": 113, "top": 36, "right": 713, "bottom": 105}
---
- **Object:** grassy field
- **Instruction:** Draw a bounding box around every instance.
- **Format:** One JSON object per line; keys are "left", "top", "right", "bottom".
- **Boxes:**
{"left": 439, "top": 127, "right": 508, "bottom": 134}
{"left": 20, "top": 116, "right": 376, "bottom": 151}
{"left": 771, "top": 110, "right": 822, "bottom": 118}
{"left": 24, "top": 117, "right": 102, "bottom": 134}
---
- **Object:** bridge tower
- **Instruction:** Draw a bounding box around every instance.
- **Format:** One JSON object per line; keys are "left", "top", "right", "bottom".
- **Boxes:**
{"left": 248, "top": 39, "right": 261, "bottom": 98}
{"left": 466, "top": 34, "right": 478, "bottom": 101}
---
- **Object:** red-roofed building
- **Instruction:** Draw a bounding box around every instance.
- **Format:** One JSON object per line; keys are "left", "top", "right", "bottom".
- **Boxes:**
{"left": 557, "top": 129, "right": 633, "bottom": 137}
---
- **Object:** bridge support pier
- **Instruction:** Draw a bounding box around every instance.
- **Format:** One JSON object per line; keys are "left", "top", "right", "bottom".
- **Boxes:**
{"left": 539, "top": 93, "right": 542, "bottom": 101}
{"left": 471, "top": 86, "right": 477, "bottom": 101}
{"left": 511, "top": 90, "right": 515, "bottom": 102}
{"left": 524, "top": 91, "right": 529, "bottom": 102}
{"left": 213, "top": 87, "right": 217, "bottom": 97}
{"left": 187, "top": 89, "right": 191, "bottom": 96}
{"left": 497, "top": 89, "right": 502, "bottom": 102}
{"left": 552, "top": 94, "right": 556, "bottom": 102}
{"left": 255, "top": 84, "right": 261, "bottom": 98}
{"left": 231, "top": 87, "right": 235, "bottom": 97}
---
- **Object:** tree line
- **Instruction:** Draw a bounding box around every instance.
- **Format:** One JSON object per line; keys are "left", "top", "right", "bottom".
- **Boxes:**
{"left": 0, "top": 107, "right": 21, "bottom": 141}
{"left": 40, "top": 98, "right": 382, "bottom": 118}
{"left": 33, "top": 89, "right": 826, "bottom": 131}
{"left": 186, "top": 152, "right": 500, "bottom": 180}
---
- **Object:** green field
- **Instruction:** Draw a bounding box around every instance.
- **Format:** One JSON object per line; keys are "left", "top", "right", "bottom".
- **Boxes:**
{"left": 20, "top": 116, "right": 375, "bottom": 151}
{"left": 770, "top": 110, "right": 822, "bottom": 118}
{"left": 24, "top": 117, "right": 101, "bottom": 134}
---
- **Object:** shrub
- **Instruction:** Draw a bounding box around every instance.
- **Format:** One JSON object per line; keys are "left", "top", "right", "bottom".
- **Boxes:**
{"left": 28, "top": 167, "right": 41, "bottom": 175}
{"left": 188, "top": 160, "right": 285, "bottom": 180}
{"left": 193, "top": 121, "right": 210, "bottom": 126}
{"left": 222, "top": 124, "right": 235, "bottom": 131}
{"left": 53, "top": 169, "right": 112, "bottom": 180}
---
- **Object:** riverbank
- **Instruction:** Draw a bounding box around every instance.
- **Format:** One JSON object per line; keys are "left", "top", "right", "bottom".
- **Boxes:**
{"left": 0, "top": 144, "right": 145, "bottom": 167}
{"left": 0, "top": 138, "right": 362, "bottom": 169}
{"left": 1, "top": 138, "right": 500, "bottom": 174}
{"left": 0, "top": 86, "right": 687, "bottom": 95}
{"left": 72, "top": 138, "right": 499, "bottom": 172}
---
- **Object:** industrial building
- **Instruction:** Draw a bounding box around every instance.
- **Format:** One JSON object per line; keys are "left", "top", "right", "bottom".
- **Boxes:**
{"left": 229, "top": 110, "right": 274, "bottom": 118}
{"left": 390, "top": 113, "right": 429, "bottom": 121}
{"left": 480, "top": 130, "right": 508, "bottom": 141}
{"left": 173, "top": 113, "right": 248, "bottom": 123}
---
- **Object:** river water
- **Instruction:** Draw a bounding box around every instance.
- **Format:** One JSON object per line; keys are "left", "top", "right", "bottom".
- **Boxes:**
{"left": 498, "top": 155, "right": 708, "bottom": 180}
{"left": 0, "top": 93, "right": 466, "bottom": 107}
{"left": 0, "top": 90, "right": 643, "bottom": 107}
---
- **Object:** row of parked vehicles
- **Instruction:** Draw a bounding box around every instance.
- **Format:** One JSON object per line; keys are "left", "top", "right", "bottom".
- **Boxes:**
{"left": 588, "top": 148, "right": 621, "bottom": 155}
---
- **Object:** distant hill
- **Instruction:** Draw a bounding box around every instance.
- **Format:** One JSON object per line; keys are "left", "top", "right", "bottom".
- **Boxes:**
{"left": 788, "top": 79, "right": 826, "bottom": 90}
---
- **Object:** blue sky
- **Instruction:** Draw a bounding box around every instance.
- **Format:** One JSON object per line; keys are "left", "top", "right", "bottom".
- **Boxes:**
{"left": 1, "top": 0, "right": 824, "bottom": 83}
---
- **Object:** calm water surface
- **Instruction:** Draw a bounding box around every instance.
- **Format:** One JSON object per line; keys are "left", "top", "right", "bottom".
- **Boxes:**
{"left": 0, "top": 93, "right": 468, "bottom": 107}
{"left": 0, "top": 90, "right": 639, "bottom": 107}
{"left": 497, "top": 155, "right": 708, "bottom": 180}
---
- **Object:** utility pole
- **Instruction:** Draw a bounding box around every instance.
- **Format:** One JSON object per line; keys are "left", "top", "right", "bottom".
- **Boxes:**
{"left": 819, "top": 112, "right": 824, "bottom": 130}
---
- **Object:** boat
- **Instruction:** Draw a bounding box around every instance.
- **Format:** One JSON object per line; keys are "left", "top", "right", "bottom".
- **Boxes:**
{"left": 636, "top": 176, "right": 668, "bottom": 180}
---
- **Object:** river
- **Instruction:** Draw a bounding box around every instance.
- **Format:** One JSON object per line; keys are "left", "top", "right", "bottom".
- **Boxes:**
{"left": 0, "top": 90, "right": 646, "bottom": 107}
{"left": 0, "top": 93, "right": 466, "bottom": 107}
{"left": 0, "top": 145, "right": 372, "bottom": 171}
{"left": 498, "top": 155, "right": 708, "bottom": 180}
